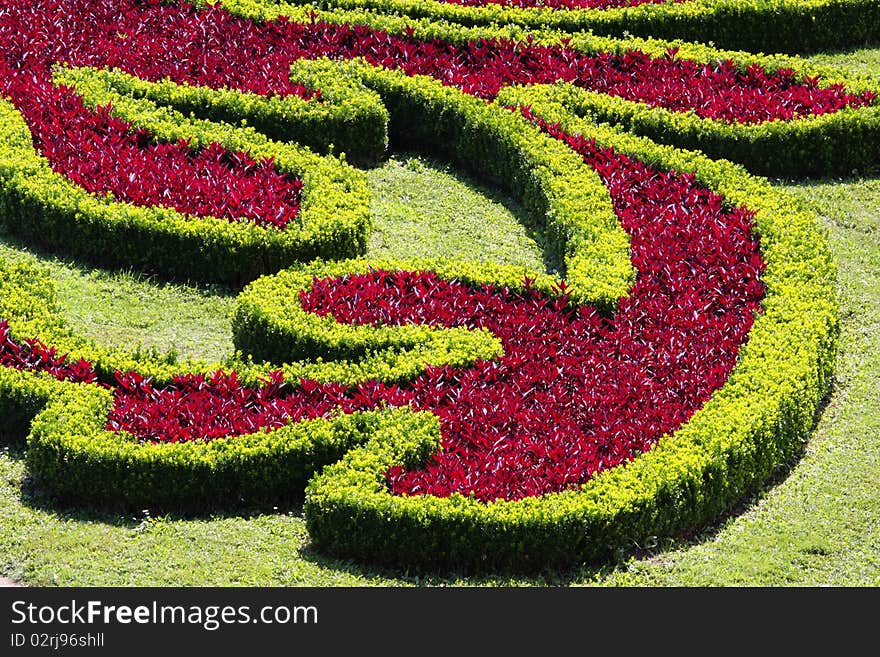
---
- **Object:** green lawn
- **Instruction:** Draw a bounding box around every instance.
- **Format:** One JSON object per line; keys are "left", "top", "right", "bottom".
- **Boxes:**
{"left": 0, "top": 51, "right": 878, "bottom": 587}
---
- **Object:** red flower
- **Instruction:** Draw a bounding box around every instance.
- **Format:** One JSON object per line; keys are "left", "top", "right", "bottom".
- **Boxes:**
{"left": 104, "top": 129, "right": 766, "bottom": 502}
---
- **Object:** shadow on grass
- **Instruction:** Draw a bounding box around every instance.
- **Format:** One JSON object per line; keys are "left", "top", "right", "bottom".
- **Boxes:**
{"left": 4, "top": 444, "right": 303, "bottom": 534}
{"left": 0, "top": 229, "right": 243, "bottom": 300}
{"left": 0, "top": 156, "right": 848, "bottom": 583}
{"left": 599, "top": 379, "right": 838, "bottom": 576}
{"left": 769, "top": 167, "right": 880, "bottom": 202}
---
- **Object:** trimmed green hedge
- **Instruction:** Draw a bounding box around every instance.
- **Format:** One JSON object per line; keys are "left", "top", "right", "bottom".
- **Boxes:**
{"left": 214, "top": 0, "right": 880, "bottom": 177}
{"left": 21, "top": 62, "right": 637, "bottom": 509}
{"left": 0, "top": 254, "right": 211, "bottom": 382}
{"left": 0, "top": 246, "right": 510, "bottom": 439}
{"left": 234, "top": 258, "right": 504, "bottom": 374}
{"left": 56, "top": 59, "right": 388, "bottom": 165}
{"left": 0, "top": 65, "right": 372, "bottom": 287}
{"left": 0, "top": 361, "right": 69, "bottom": 443}
{"left": 352, "top": 65, "right": 634, "bottom": 311}
{"left": 498, "top": 81, "right": 880, "bottom": 178}
{"left": 0, "top": 1, "right": 843, "bottom": 569}
{"left": 4, "top": 251, "right": 501, "bottom": 509}
{"left": 18, "top": 62, "right": 839, "bottom": 572}
{"left": 301, "top": 89, "right": 839, "bottom": 571}
{"left": 270, "top": 0, "right": 880, "bottom": 54}
{"left": 26, "top": 384, "right": 398, "bottom": 509}
{"left": 0, "top": 253, "right": 237, "bottom": 440}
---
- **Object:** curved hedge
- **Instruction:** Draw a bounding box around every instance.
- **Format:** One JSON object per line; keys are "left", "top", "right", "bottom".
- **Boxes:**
{"left": 301, "top": 81, "right": 839, "bottom": 570}
{"left": 0, "top": 249, "right": 505, "bottom": 445}
{"left": 497, "top": 80, "right": 880, "bottom": 178}
{"left": 19, "top": 65, "right": 839, "bottom": 571}
{"left": 273, "top": 0, "right": 880, "bottom": 54}
{"left": 1, "top": 64, "right": 373, "bottom": 286}
{"left": 213, "top": 0, "right": 880, "bottom": 177}
{"left": 0, "top": 0, "right": 844, "bottom": 571}
{"left": 0, "top": 252, "right": 240, "bottom": 440}
{"left": 23, "top": 63, "right": 640, "bottom": 508}
{"left": 26, "top": 384, "right": 395, "bottom": 509}
{"left": 56, "top": 59, "right": 389, "bottom": 165}
{"left": 234, "top": 256, "right": 577, "bottom": 369}
{"left": 350, "top": 68, "right": 634, "bottom": 311}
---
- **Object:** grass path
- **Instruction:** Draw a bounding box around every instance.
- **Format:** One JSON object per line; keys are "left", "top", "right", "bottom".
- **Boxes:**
{"left": 0, "top": 51, "right": 878, "bottom": 586}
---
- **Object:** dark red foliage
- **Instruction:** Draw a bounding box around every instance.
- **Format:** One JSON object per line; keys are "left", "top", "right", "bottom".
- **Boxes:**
{"left": 0, "top": 0, "right": 871, "bottom": 227}
{"left": 0, "top": 0, "right": 813, "bottom": 501}
{"left": 30, "top": 89, "right": 303, "bottom": 228}
{"left": 105, "top": 127, "right": 766, "bottom": 502}
{"left": 0, "top": 321, "right": 97, "bottom": 384}
{"left": 108, "top": 369, "right": 410, "bottom": 443}
{"left": 0, "top": 0, "right": 868, "bottom": 227}
{"left": 0, "top": 0, "right": 308, "bottom": 229}
{"left": 440, "top": 0, "right": 683, "bottom": 12}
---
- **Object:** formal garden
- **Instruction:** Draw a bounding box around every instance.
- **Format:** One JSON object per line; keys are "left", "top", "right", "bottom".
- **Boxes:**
{"left": 0, "top": 0, "right": 877, "bottom": 585}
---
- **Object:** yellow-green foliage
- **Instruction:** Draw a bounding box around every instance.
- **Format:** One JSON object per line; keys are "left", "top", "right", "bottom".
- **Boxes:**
{"left": 55, "top": 59, "right": 389, "bottom": 164}
{"left": 0, "top": 65, "right": 372, "bottom": 286}
{"left": 26, "top": 384, "right": 404, "bottom": 509}
{"left": 0, "top": 6, "right": 842, "bottom": 570}
{"left": 241, "top": 0, "right": 880, "bottom": 54}
{"left": 301, "top": 90, "right": 839, "bottom": 572}
{"left": 353, "top": 64, "right": 634, "bottom": 310}
{"left": 214, "top": 0, "right": 880, "bottom": 177}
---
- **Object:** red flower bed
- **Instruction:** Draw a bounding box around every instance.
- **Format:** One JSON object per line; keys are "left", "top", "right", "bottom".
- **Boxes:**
{"left": 439, "top": 0, "right": 682, "bottom": 12}
{"left": 0, "top": 321, "right": 97, "bottom": 384}
{"left": 107, "top": 369, "right": 411, "bottom": 443}
{"left": 0, "top": 63, "right": 305, "bottom": 229}
{"left": 0, "top": 0, "right": 869, "bottom": 229}
{"left": 1, "top": 0, "right": 841, "bottom": 501}
{"left": 0, "top": 0, "right": 870, "bottom": 229}
{"left": 103, "top": 127, "right": 766, "bottom": 501}
{"left": 9, "top": 0, "right": 848, "bottom": 115}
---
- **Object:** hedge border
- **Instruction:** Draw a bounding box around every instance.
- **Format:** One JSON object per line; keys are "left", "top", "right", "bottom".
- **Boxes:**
{"left": 0, "top": 252, "right": 242, "bottom": 441}
{"left": 4, "top": 253, "right": 509, "bottom": 509}
{"left": 0, "top": 247, "right": 510, "bottom": 441}
{"left": 20, "top": 65, "right": 838, "bottom": 572}
{"left": 352, "top": 65, "right": 635, "bottom": 310}
{"left": 498, "top": 81, "right": 880, "bottom": 178}
{"left": 211, "top": 0, "right": 880, "bottom": 177}
{"left": 0, "top": 62, "right": 373, "bottom": 287}
{"left": 56, "top": 59, "right": 389, "bottom": 165}
{"left": 299, "top": 78, "right": 839, "bottom": 571}
{"left": 20, "top": 63, "right": 641, "bottom": 509}
{"left": 233, "top": 256, "right": 576, "bottom": 370}
{"left": 25, "top": 384, "right": 402, "bottom": 510}
{"left": 0, "top": 253, "right": 212, "bottom": 386}
{"left": 28, "top": 250, "right": 575, "bottom": 509}
{"left": 268, "top": 0, "right": 880, "bottom": 54}
{"left": 0, "top": 0, "right": 845, "bottom": 568}
{"left": 234, "top": 259, "right": 508, "bottom": 371}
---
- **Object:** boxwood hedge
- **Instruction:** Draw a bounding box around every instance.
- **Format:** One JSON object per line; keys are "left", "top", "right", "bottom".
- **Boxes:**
{"left": 56, "top": 59, "right": 389, "bottom": 165}
{"left": 212, "top": 0, "right": 880, "bottom": 177}
{"left": 269, "top": 0, "right": 880, "bottom": 55}
{"left": 17, "top": 65, "right": 838, "bottom": 573}
{"left": 0, "top": 0, "right": 851, "bottom": 572}
{"left": 302, "top": 82, "right": 839, "bottom": 571}
{"left": 0, "top": 63, "right": 374, "bottom": 286}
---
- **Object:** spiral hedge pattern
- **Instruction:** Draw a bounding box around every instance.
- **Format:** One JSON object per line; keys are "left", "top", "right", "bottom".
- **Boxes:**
{"left": 272, "top": 0, "right": 880, "bottom": 54}
{"left": 0, "top": 0, "right": 868, "bottom": 570}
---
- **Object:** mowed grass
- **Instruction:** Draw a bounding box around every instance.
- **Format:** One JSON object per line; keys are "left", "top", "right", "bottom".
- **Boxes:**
{"left": 0, "top": 51, "right": 878, "bottom": 586}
